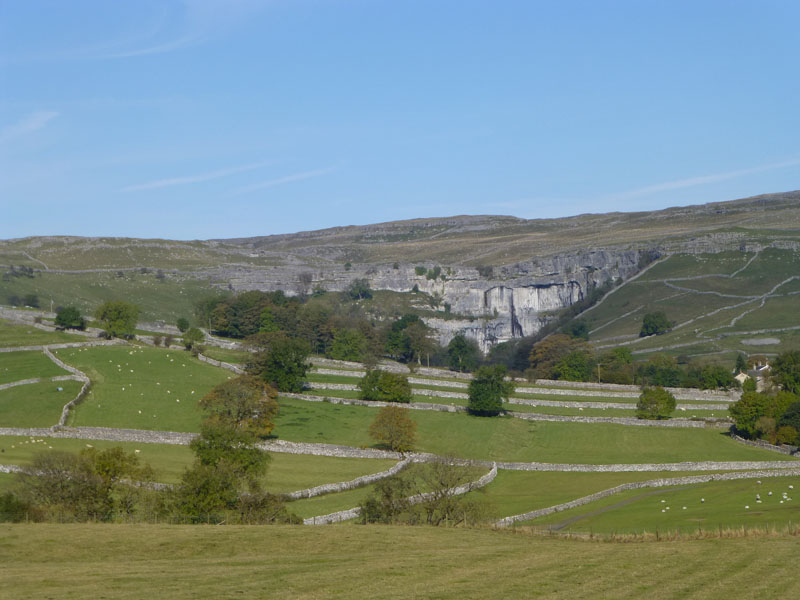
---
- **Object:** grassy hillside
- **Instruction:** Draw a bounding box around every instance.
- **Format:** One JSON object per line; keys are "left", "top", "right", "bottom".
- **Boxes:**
{"left": 585, "top": 247, "right": 800, "bottom": 357}
{"left": 4, "top": 524, "right": 800, "bottom": 599}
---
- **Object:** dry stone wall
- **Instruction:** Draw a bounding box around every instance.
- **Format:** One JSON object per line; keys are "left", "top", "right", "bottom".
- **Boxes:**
{"left": 285, "top": 457, "right": 412, "bottom": 500}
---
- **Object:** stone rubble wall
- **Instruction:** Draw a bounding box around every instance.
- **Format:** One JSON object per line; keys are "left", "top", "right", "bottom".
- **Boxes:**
{"left": 285, "top": 457, "right": 413, "bottom": 500}
{"left": 310, "top": 363, "right": 738, "bottom": 403}
{"left": 731, "top": 433, "right": 800, "bottom": 456}
{"left": 496, "top": 468, "right": 800, "bottom": 526}
{"left": 288, "top": 390, "right": 727, "bottom": 427}
{"left": 197, "top": 353, "right": 246, "bottom": 374}
{"left": 304, "top": 463, "right": 498, "bottom": 525}
{"left": 494, "top": 459, "right": 800, "bottom": 473}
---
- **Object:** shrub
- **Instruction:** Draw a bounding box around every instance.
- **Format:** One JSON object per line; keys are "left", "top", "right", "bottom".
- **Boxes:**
{"left": 636, "top": 387, "right": 676, "bottom": 420}
{"left": 415, "top": 266, "right": 427, "bottom": 276}
{"left": 55, "top": 306, "right": 86, "bottom": 330}
{"left": 640, "top": 312, "right": 672, "bottom": 337}
{"left": 358, "top": 370, "right": 412, "bottom": 403}
{"left": 468, "top": 365, "right": 514, "bottom": 416}
{"left": 176, "top": 317, "right": 190, "bottom": 332}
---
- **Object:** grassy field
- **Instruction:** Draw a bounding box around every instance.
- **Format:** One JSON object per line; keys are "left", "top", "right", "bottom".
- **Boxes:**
{"left": 0, "top": 435, "right": 397, "bottom": 494}
{"left": 470, "top": 470, "right": 736, "bottom": 518}
{"left": 0, "top": 350, "right": 69, "bottom": 384}
{"left": 4, "top": 523, "right": 800, "bottom": 599}
{"left": 526, "top": 476, "right": 800, "bottom": 534}
{"left": 0, "top": 319, "right": 85, "bottom": 347}
{"left": 58, "top": 345, "right": 231, "bottom": 432}
{"left": 0, "top": 380, "right": 84, "bottom": 427}
{"left": 201, "top": 346, "right": 251, "bottom": 364}
{"left": 274, "top": 397, "right": 791, "bottom": 464}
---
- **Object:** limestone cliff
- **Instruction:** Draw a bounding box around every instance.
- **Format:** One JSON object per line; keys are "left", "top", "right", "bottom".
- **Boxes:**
{"left": 219, "top": 248, "right": 644, "bottom": 352}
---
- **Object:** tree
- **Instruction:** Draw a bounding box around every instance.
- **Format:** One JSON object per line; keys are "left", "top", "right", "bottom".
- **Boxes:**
{"left": 182, "top": 327, "right": 205, "bottom": 350}
{"left": 565, "top": 319, "right": 589, "bottom": 340}
{"left": 730, "top": 391, "right": 797, "bottom": 438}
{"left": 636, "top": 387, "right": 676, "bottom": 420}
{"left": 95, "top": 300, "right": 139, "bottom": 339}
{"left": 405, "top": 320, "right": 437, "bottom": 366}
{"left": 552, "top": 350, "right": 596, "bottom": 382}
{"left": 369, "top": 405, "right": 417, "bottom": 453}
{"left": 198, "top": 375, "right": 279, "bottom": 437}
{"left": 54, "top": 305, "right": 86, "bottom": 330}
{"left": 468, "top": 365, "right": 514, "bottom": 416}
{"left": 735, "top": 353, "right": 748, "bottom": 374}
{"left": 247, "top": 334, "right": 311, "bottom": 393}
{"left": 640, "top": 311, "right": 672, "bottom": 337}
{"left": 358, "top": 370, "right": 412, "bottom": 403}
{"left": 447, "top": 334, "right": 481, "bottom": 372}
{"left": 176, "top": 317, "right": 190, "bottom": 333}
{"left": 329, "top": 328, "right": 368, "bottom": 362}
{"left": 346, "top": 278, "right": 372, "bottom": 300}
{"left": 772, "top": 351, "right": 800, "bottom": 395}
{"left": 23, "top": 293, "right": 40, "bottom": 308}
{"left": 528, "top": 334, "right": 589, "bottom": 379}
{"left": 778, "top": 400, "right": 800, "bottom": 444}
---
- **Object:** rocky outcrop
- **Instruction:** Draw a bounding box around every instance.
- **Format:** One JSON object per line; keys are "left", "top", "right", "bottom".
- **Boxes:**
{"left": 218, "top": 249, "right": 644, "bottom": 352}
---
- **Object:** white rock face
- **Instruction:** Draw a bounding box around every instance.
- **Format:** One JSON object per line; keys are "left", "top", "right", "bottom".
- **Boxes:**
{"left": 217, "top": 248, "right": 644, "bottom": 353}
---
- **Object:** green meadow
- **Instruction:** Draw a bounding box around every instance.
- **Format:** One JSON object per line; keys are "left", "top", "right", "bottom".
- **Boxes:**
{"left": 0, "top": 319, "right": 85, "bottom": 347}
{"left": 0, "top": 380, "right": 84, "bottom": 427}
{"left": 57, "top": 345, "right": 231, "bottom": 432}
{"left": 525, "top": 476, "right": 800, "bottom": 534}
{"left": 3, "top": 524, "right": 800, "bottom": 599}
{"left": 0, "top": 349, "right": 69, "bottom": 384}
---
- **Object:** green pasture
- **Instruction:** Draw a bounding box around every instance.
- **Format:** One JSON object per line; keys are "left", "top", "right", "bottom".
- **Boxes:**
{"left": 0, "top": 380, "right": 83, "bottom": 427}
{"left": 526, "top": 475, "right": 800, "bottom": 534}
{"left": 470, "top": 470, "right": 734, "bottom": 518}
{"left": 4, "top": 524, "right": 800, "bottom": 599}
{"left": 0, "top": 271, "right": 221, "bottom": 323}
{"left": 274, "top": 397, "right": 794, "bottom": 464}
{"left": 0, "top": 350, "right": 69, "bottom": 384}
{"left": 0, "top": 319, "right": 85, "bottom": 347}
{"left": 57, "top": 345, "right": 231, "bottom": 432}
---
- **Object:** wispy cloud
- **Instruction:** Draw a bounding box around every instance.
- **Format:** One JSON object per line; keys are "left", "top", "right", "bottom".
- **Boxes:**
{"left": 0, "top": 111, "right": 59, "bottom": 144}
{"left": 228, "top": 167, "right": 337, "bottom": 197}
{"left": 120, "top": 160, "right": 273, "bottom": 192}
{"left": 611, "top": 158, "right": 800, "bottom": 201}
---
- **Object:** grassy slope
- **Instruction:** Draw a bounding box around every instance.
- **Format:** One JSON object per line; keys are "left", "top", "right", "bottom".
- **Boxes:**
{"left": 0, "top": 380, "right": 84, "bottom": 427}
{"left": 527, "top": 476, "right": 800, "bottom": 534}
{"left": 0, "top": 319, "right": 85, "bottom": 347}
{"left": 58, "top": 345, "right": 231, "bottom": 432}
{"left": 4, "top": 524, "right": 800, "bottom": 599}
{"left": 0, "top": 350, "right": 68, "bottom": 384}
{"left": 0, "top": 271, "right": 222, "bottom": 323}
{"left": 274, "top": 397, "right": 792, "bottom": 464}
{"left": 587, "top": 248, "right": 800, "bottom": 357}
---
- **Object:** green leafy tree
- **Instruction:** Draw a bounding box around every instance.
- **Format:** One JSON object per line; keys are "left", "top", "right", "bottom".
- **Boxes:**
{"left": 772, "top": 351, "right": 800, "bottom": 395}
{"left": 636, "top": 386, "right": 676, "bottom": 420}
{"left": 552, "top": 350, "right": 596, "bottom": 382}
{"left": 368, "top": 405, "right": 417, "bottom": 453}
{"left": 778, "top": 400, "right": 800, "bottom": 444}
{"left": 329, "top": 328, "right": 368, "bottom": 362}
{"left": 528, "top": 334, "right": 589, "bottom": 379}
{"left": 54, "top": 305, "right": 86, "bottom": 330}
{"left": 730, "top": 391, "right": 797, "bottom": 438}
{"left": 358, "top": 370, "right": 412, "bottom": 403}
{"left": 640, "top": 311, "right": 672, "bottom": 337}
{"left": 176, "top": 317, "right": 190, "bottom": 332}
{"left": 198, "top": 375, "right": 279, "bottom": 438}
{"left": 95, "top": 300, "right": 139, "bottom": 339}
{"left": 182, "top": 327, "right": 205, "bottom": 350}
{"left": 447, "top": 334, "right": 481, "bottom": 372}
{"left": 468, "top": 365, "right": 514, "bottom": 416}
{"left": 566, "top": 319, "right": 589, "bottom": 340}
{"left": 247, "top": 334, "right": 311, "bottom": 393}
{"left": 735, "top": 353, "right": 748, "bottom": 374}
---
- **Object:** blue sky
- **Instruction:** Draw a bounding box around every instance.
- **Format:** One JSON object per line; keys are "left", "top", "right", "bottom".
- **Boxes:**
{"left": 2, "top": 0, "right": 799, "bottom": 240}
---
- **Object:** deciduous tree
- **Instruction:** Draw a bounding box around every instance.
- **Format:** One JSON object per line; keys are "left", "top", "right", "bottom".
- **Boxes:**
{"left": 468, "top": 365, "right": 514, "bottom": 416}
{"left": 369, "top": 405, "right": 417, "bottom": 453}
{"left": 636, "top": 386, "right": 676, "bottom": 420}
